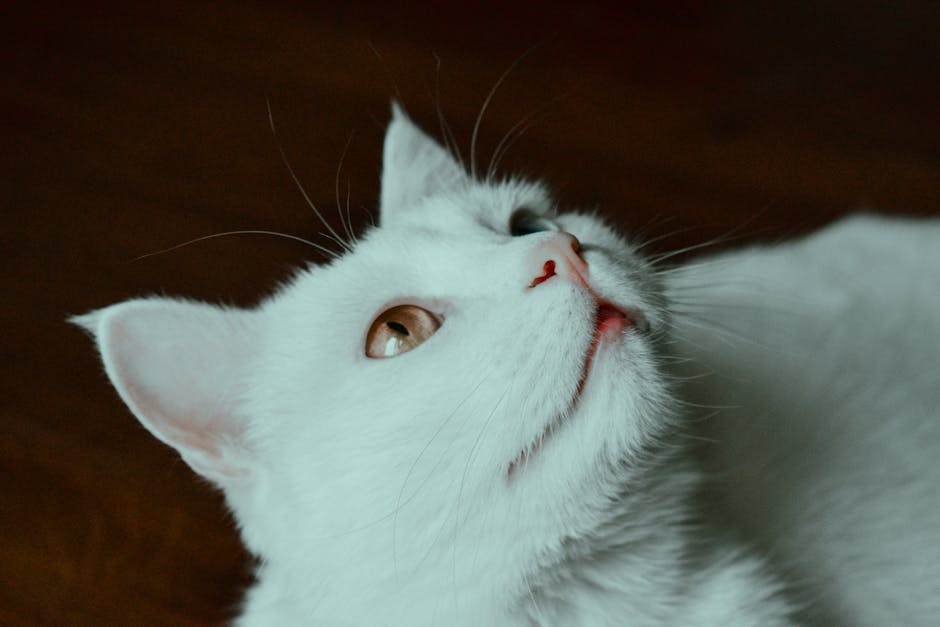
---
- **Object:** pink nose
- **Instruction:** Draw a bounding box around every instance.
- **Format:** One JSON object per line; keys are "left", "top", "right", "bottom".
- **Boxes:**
{"left": 528, "top": 232, "right": 589, "bottom": 289}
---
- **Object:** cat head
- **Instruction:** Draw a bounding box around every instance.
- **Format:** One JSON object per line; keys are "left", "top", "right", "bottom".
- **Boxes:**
{"left": 75, "top": 105, "right": 676, "bottom": 623}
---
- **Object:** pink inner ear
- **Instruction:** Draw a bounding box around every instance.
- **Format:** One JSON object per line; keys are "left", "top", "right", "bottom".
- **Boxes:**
{"left": 128, "top": 387, "right": 250, "bottom": 480}
{"left": 380, "top": 104, "right": 466, "bottom": 220}
{"left": 101, "top": 300, "right": 256, "bottom": 483}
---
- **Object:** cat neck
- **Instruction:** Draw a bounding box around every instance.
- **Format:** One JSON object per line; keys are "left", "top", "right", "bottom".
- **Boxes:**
{"left": 511, "top": 448, "right": 794, "bottom": 626}
{"left": 236, "top": 444, "right": 793, "bottom": 626}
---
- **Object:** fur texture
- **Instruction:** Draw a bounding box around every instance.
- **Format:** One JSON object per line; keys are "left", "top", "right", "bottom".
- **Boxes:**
{"left": 75, "top": 107, "right": 939, "bottom": 626}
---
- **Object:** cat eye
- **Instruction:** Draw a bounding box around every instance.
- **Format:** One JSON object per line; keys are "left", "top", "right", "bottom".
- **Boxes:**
{"left": 365, "top": 305, "right": 441, "bottom": 358}
{"left": 509, "top": 208, "right": 558, "bottom": 237}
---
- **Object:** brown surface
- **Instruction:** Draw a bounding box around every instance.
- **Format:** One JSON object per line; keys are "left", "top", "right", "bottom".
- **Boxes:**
{"left": 3, "top": 1, "right": 938, "bottom": 624}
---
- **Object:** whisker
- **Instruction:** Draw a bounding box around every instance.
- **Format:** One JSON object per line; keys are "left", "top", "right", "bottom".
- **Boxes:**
{"left": 675, "top": 430, "right": 721, "bottom": 445}
{"left": 634, "top": 223, "right": 708, "bottom": 254}
{"left": 431, "top": 53, "right": 467, "bottom": 171}
{"left": 655, "top": 354, "right": 700, "bottom": 365}
{"left": 630, "top": 212, "right": 676, "bottom": 246}
{"left": 469, "top": 42, "right": 542, "bottom": 179}
{"left": 367, "top": 41, "right": 405, "bottom": 106}
{"left": 132, "top": 229, "right": 337, "bottom": 262}
{"left": 484, "top": 85, "right": 567, "bottom": 180}
{"left": 661, "top": 368, "right": 715, "bottom": 383}
{"left": 653, "top": 260, "right": 741, "bottom": 278}
{"left": 666, "top": 313, "right": 750, "bottom": 349}
{"left": 279, "top": 379, "right": 492, "bottom": 548}
{"left": 334, "top": 131, "right": 358, "bottom": 245}
{"left": 669, "top": 298, "right": 801, "bottom": 321}
{"left": 668, "top": 309, "right": 804, "bottom": 360}
{"left": 648, "top": 234, "right": 750, "bottom": 266}
{"left": 485, "top": 114, "right": 534, "bottom": 181}
{"left": 405, "top": 379, "right": 511, "bottom": 576}
{"left": 674, "top": 398, "right": 743, "bottom": 412}
{"left": 345, "top": 179, "right": 356, "bottom": 242}
{"left": 393, "top": 374, "right": 492, "bottom": 576}
{"left": 266, "top": 98, "right": 351, "bottom": 253}
{"left": 664, "top": 278, "right": 767, "bottom": 294}
{"left": 661, "top": 327, "right": 720, "bottom": 356}
{"left": 648, "top": 205, "right": 778, "bottom": 266}
{"left": 521, "top": 568, "right": 547, "bottom": 626}
{"left": 450, "top": 382, "right": 512, "bottom": 609}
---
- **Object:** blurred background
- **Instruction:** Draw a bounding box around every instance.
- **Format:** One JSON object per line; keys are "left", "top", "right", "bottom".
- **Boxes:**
{"left": 2, "top": 1, "right": 938, "bottom": 624}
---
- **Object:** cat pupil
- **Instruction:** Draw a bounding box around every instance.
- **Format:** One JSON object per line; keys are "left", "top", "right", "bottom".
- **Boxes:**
{"left": 387, "top": 321, "right": 409, "bottom": 336}
{"left": 514, "top": 225, "right": 542, "bottom": 236}
{"left": 509, "top": 207, "right": 556, "bottom": 237}
{"left": 364, "top": 305, "right": 439, "bottom": 359}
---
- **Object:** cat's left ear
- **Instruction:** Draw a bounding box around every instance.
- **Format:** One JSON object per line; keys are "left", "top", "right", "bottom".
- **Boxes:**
{"left": 72, "top": 298, "right": 260, "bottom": 486}
{"left": 379, "top": 102, "right": 467, "bottom": 225}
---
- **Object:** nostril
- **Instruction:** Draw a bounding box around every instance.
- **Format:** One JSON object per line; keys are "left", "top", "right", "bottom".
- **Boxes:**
{"left": 525, "top": 231, "right": 590, "bottom": 291}
{"left": 529, "top": 260, "right": 556, "bottom": 288}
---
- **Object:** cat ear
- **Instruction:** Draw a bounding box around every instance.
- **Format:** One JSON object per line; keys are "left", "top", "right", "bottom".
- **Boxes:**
{"left": 379, "top": 102, "right": 466, "bottom": 224}
{"left": 72, "top": 298, "right": 259, "bottom": 485}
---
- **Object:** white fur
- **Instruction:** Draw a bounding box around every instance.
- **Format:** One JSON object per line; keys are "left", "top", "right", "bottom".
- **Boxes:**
{"left": 668, "top": 214, "right": 940, "bottom": 625}
{"left": 75, "top": 106, "right": 939, "bottom": 626}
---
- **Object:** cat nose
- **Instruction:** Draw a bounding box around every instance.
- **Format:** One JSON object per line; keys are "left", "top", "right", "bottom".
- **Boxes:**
{"left": 527, "top": 232, "right": 589, "bottom": 289}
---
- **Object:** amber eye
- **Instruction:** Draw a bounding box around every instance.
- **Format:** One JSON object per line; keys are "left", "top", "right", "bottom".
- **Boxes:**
{"left": 365, "top": 305, "right": 441, "bottom": 358}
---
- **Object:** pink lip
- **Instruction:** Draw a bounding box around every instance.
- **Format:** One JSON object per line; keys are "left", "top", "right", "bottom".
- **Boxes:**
{"left": 596, "top": 303, "right": 630, "bottom": 340}
{"left": 572, "top": 302, "right": 631, "bottom": 400}
{"left": 507, "top": 301, "right": 634, "bottom": 479}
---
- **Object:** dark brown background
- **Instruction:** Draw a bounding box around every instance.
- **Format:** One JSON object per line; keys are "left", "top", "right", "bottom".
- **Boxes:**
{"left": 3, "top": 1, "right": 938, "bottom": 624}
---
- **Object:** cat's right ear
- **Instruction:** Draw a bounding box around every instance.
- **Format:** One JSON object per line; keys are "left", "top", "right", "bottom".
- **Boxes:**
{"left": 71, "top": 298, "right": 260, "bottom": 487}
{"left": 379, "top": 102, "right": 467, "bottom": 225}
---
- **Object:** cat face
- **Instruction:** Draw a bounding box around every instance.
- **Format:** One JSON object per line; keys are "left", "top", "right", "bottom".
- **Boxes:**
{"left": 76, "top": 106, "right": 675, "bottom": 622}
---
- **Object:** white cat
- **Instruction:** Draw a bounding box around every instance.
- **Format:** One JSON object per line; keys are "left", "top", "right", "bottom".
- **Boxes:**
{"left": 74, "top": 105, "right": 940, "bottom": 626}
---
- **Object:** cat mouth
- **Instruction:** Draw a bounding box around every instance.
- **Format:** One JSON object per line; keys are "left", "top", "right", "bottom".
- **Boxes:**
{"left": 507, "top": 302, "right": 635, "bottom": 479}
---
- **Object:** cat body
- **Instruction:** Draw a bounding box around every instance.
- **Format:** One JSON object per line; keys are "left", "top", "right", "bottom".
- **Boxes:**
{"left": 75, "top": 106, "right": 939, "bottom": 625}
{"left": 674, "top": 215, "right": 940, "bottom": 625}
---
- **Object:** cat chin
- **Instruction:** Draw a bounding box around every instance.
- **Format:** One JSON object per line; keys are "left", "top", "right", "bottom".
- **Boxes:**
{"left": 507, "top": 301, "right": 643, "bottom": 479}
